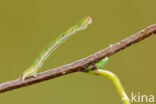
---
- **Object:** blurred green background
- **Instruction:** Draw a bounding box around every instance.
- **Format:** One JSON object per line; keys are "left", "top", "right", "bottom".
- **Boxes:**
{"left": 0, "top": 0, "right": 155, "bottom": 103}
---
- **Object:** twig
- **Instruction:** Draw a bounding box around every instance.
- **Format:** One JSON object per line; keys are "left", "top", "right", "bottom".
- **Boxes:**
{"left": 0, "top": 24, "right": 155, "bottom": 93}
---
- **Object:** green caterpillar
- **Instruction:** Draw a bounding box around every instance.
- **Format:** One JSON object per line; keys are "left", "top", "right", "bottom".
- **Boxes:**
{"left": 21, "top": 16, "right": 92, "bottom": 81}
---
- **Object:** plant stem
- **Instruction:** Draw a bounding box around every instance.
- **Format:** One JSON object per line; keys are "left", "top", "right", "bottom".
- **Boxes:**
{"left": 90, "top": 69, "right": 131, "bottom": 104}
{"left": 0, "top": 24, "right": 155, "bottom": 93}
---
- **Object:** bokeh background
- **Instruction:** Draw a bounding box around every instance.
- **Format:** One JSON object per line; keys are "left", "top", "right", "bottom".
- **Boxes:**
{"left": 0, "top": 0, "right": 155, "bottom": 104}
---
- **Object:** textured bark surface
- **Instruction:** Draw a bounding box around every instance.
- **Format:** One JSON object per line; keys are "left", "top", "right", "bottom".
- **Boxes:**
{"left": 0, "top": 24, "right": 156, "bottom": 93}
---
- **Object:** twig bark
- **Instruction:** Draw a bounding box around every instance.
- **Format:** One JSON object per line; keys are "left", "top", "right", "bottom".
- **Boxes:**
{"left": 0, "top": 24, "right": 156, "bottom": 93}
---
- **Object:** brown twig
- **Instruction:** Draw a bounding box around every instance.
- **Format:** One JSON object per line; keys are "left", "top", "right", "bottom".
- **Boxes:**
{"left": 0, "top": 24, "right": 156, "bottom": 93}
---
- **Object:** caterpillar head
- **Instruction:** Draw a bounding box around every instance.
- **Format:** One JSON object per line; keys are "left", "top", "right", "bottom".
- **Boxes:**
{"left": 79, "top": 16, "right": 92, "bottom": 30}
